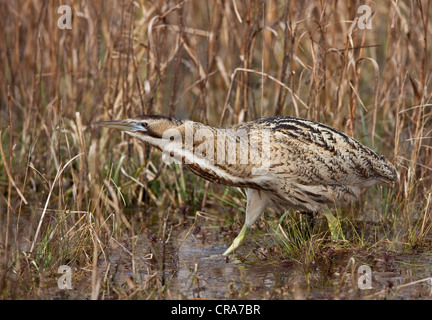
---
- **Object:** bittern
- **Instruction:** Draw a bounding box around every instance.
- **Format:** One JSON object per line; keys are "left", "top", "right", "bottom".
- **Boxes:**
{"left": 96, "top": 115, "right": 397, "bottom": 255}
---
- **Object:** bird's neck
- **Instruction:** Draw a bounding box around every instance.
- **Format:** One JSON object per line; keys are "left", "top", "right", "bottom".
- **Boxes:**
{"left": 148, "top": 120, "right": 270, "bottom": 184}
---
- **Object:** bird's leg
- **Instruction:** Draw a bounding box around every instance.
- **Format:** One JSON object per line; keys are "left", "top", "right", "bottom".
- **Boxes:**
{"left": 301, "top": 211, "right": 317, "bottom": 230}
{"left": 322, "top": 211, "right": 344, "bottom": 241}
{"left": 222, "top": 224, "right": 248, "bottom": 256}
{"left": 223, "top": 188, "right": 268, "bottom": 256}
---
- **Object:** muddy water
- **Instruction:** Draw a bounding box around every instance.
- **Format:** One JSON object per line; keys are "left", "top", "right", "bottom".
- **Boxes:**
{"left": 103, "top": 220, "right": 432, "bottom": 300}
{"left": 157, "top": 227, "right": 294, "bottom": 299}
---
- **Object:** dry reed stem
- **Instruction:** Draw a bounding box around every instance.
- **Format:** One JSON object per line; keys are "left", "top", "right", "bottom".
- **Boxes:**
{"left": 30, "top": 153, "right": 84, "bottom": 253}
{"left": 0, "top": 131, "right": 28, "bottom": 205}
{"left": 219, "top": 67, "right": 310, "bottom": 126}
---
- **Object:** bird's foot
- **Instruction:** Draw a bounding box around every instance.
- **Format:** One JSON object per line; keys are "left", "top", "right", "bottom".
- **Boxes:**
{"left": 322, "top": 211, "right": 345, "bottom": 241}
{"left": 222, "top": 224, "right": 248, "bottom": 256}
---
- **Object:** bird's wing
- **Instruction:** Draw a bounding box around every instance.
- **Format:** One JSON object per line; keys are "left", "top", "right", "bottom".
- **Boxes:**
{"left": 266, "top": 117, "right": 396, "bottom": 187}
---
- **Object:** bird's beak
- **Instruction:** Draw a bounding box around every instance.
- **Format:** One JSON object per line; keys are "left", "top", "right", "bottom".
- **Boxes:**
{"left": 95, "top": 119, "right": 144, "bottom": 133}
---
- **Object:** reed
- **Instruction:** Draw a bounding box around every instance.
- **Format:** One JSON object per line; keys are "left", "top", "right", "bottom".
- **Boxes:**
{"left": 0, "top": 0, "right": 431, "bottom": 299}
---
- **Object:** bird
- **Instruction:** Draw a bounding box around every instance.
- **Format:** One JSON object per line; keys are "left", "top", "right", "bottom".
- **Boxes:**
{"left": 96, "top": 115, "right": 398, "bottom": 256}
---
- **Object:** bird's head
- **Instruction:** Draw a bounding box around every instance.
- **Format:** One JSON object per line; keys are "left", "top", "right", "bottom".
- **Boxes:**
{"left": 95, "top": 115, "right": 184, "bottom": 150}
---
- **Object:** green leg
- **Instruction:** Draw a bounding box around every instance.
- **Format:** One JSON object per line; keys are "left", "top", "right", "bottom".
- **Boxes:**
{"left": 322, "top": 211, "right": 344, "bottom": 241}
{"left": 223, "top": 224, "right": 248, "bottom": 256}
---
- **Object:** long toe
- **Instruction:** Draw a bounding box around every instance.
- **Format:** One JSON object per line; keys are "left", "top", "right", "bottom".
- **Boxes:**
{"left": 223, "top": 224, "right": 248, "bottom": 256}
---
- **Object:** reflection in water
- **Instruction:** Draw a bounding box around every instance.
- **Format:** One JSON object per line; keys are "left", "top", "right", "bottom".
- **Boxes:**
{"left": 103, "top": 220, "right": 432, "bottom": 300}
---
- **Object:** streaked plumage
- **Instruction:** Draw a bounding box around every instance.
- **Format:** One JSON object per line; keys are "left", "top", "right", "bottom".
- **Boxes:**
{"left": 96, "top": 115, "right": 397, "bottom": 255}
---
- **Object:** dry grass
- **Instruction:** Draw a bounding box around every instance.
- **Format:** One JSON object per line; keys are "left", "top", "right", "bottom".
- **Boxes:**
{"left": 0, "top": 0, "right": 431, "bottom": 299}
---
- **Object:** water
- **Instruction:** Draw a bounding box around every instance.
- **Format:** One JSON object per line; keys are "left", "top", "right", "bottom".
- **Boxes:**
{"left": 100, "top": 220, "right": 432, "bottom": 300}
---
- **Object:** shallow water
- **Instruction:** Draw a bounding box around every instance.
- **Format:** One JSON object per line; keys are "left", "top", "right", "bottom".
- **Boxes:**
{"left": 101, "top": 220, "right": 432, "bottom": 300}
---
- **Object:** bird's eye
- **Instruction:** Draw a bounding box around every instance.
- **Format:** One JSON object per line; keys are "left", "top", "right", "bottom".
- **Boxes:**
{"left": 141, "top": 122, "right": 149, "bottom": 128}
